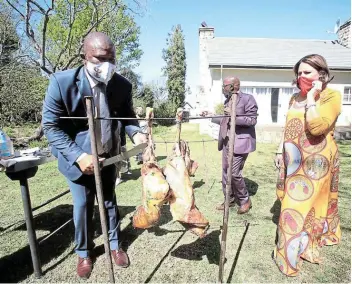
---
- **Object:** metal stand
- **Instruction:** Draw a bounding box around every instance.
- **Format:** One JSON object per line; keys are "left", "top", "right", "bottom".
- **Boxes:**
{"left": 6, "top": 167, "right": 42, "bottom": 278}
{"left": 85, "top": 96, "right": 115, "bottom": 283}
{"left": 218, "top": 93, "right": 237, "bottom": 283}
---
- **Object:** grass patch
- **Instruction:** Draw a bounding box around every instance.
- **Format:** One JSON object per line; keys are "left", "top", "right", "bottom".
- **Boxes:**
{"left": 0, "top": 123, "right": 350, "bottom": 283}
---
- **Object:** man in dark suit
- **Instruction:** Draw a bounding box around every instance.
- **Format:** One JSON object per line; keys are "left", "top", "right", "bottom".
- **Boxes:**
{"left": 212, "top": 76, "right": 258, "bottom": 214}
{"left": 42, "top": 32, "right": 147, "bottom": 279}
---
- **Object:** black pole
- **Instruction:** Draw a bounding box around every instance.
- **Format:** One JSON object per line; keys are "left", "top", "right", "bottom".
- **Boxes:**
{"left": 85, "top": 97, "right": 115, "bottom": 283}
{"left": 20, "top": 177, "right": 42, "bottom": 278}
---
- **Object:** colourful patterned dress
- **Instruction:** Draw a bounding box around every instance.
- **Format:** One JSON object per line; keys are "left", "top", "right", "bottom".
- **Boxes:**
{"left": 274, "top": 88, "right": 342, "bottom": 277}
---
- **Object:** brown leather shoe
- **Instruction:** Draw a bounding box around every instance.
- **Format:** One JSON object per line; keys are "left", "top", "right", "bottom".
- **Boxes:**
{"left": 216, "top": 200, "right": 236, "bottom": 210}
{"left": 77, "top": 257, "right": 92, "bottom": 279}
{"left": 237, "top": 199, "right": 252, "bottom": 214}
{"left": 112, "top": 249, "right": 130, "bottom": 268}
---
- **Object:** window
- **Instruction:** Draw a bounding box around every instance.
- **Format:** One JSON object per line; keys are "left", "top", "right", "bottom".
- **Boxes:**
{"left": 281, "top": 88, "right": 297, "bottom": 96}
{"left": 343, "top": 86, "right": 351, "bottom": 103}
{"left": 255, "top": 87, "right": 270, "bottom": 95}
{"left": 241, "top": 87, "right": 254, "bottom": 94}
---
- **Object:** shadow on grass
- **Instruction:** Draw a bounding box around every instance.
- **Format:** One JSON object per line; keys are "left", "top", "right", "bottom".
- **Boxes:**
{"left": 94, "top": 204, "right": 174, "bottom": 257}
{"left": 119, "top": 168, "right": 142, "bottom": 182}
{"left": 0, "top": 204, "right": 74, "bottom": 282}
{"left": 170, "top": 230, "right": 221, "bottom": 265}
{"left": 0, "top": 204, "right": 137, "bottom": 282}
{"left": 145, "top": 230, "right": 187, "bottom": 283}
{"left": 193, "top": 179, "right": 205, "bottom": 189}
{"left": 245, "top": 178, "right": 259, "bottom": 196}
{"left": 156, "top": 156, "right": 168, "bottom": 163}
{"left": 270, "top": 199, "right": 281, "bottom": 225}
{"left": 226, "top": 222, "right": 250, "bottom": 283}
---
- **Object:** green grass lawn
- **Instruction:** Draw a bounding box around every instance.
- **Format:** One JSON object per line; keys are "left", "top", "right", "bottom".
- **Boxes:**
{"left": 0, "top": 123, "right": 350, "bottom": 283}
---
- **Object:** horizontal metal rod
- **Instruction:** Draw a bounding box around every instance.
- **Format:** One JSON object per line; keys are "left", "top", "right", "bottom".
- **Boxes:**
{"left": 38, "top": 218, "right": 73, "bottom": 245}
{"left": 32, "top": 190, "right": 70, "bottom": 212}
{"left": 59, "top": 114, "right": 258, "bottom": 121}
{"left": 154, "top": 139, "right": 216, "bottom": 144}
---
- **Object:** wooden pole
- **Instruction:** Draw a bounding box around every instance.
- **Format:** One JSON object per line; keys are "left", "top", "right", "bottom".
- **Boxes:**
{"left": 85, "top": 97, "right": 115, "bottom": 283}
{"left": 218, "top": 93, "right": 237, "bottom": 283}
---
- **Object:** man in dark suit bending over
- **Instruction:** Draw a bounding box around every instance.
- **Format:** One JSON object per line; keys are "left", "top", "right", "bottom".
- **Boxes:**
{"left": 42, "top": 32, "right": 147, "bottom": 279}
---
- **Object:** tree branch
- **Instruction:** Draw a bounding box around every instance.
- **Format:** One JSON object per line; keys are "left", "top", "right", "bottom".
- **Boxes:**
{"left": 53, "top": 0, "right": 77, "bottom": 72}
{"left": 63, "top": 1, "right": 122, "bottom": 70}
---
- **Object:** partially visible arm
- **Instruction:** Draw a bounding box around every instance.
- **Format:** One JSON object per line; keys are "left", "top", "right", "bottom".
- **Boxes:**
{"left": 236, "top": 95, "right": 258, "bottom": 126}
{"left": 42, "top": 75, "right": 84, "bottom": 165}
{"left": 306, "top": 90, "right": 341, "bottom": 136}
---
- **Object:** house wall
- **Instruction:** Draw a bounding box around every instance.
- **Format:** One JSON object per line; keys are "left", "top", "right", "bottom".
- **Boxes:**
{"left": 198, "top": 27, "right": 214, "bottom": 110}
{"left": 207, "top": 68, "right": 351, "bottom": 126}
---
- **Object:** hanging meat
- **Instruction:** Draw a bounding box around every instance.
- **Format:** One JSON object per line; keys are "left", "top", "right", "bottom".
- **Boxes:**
{"left": 132, "top": 108, "right": 170, "bottom": 229}
{"left": 163, "top": 108, "right": 209, "bottom": 238}
{"left": 176, "top": 140, "right": 199, "bottom": 177}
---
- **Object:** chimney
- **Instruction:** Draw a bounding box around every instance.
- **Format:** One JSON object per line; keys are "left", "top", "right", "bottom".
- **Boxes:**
{"left": 338, "top": 19, "right": 351, "bottom": 48}
{"left": 198, "top": 26, "right": 214, "bottom": 111}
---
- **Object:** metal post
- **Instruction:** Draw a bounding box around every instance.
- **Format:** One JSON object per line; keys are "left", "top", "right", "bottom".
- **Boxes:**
{"left": 85, "top": 97, "right": 115, "bottom": 283}
{"left": 19, "top": 177, "right": 42, "bottom": 278}
{"left": 218, "top": 93, "right": 237, "bottom": 283}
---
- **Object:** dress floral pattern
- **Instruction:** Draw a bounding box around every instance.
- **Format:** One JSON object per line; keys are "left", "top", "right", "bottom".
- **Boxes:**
{"left": 274, "top": 88, "right": 342, "bottom": 276}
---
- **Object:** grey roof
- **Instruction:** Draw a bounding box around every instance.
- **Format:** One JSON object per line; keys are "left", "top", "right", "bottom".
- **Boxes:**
{"left": 206, "top": 38, "right": 351, "bottom": 70}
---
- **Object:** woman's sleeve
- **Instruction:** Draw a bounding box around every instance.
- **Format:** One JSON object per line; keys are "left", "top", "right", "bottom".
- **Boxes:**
{"left": 306, "top": 90, "right": 342, "bottom": 136}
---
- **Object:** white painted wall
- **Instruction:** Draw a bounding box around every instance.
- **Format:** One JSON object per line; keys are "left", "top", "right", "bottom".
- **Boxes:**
{"left": 207, "top": 68, "right": 351, "bottom": 126}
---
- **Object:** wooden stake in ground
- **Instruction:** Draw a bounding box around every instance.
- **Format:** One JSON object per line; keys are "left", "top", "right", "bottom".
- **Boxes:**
{"left": 85, "top": 97, "right": 115, "bottom": 283}
{"left": 218, "top": 93, "right": 237, "bottom": 283}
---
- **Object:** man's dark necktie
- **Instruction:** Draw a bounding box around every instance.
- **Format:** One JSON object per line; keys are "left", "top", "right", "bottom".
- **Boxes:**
{"left": 97, "top": 82, "right": 112, "bottom": 153}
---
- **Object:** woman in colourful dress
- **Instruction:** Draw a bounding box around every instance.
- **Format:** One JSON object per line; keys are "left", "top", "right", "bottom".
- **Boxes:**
{"left": 273, "top": 54, "right": 342, "bottom": 276}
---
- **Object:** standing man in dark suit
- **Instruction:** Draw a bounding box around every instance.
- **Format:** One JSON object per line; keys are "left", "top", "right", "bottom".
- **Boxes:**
{"left": 212, "top": 76, "right": 258, "bottom": 214}
{"left": 42, "top": 32, "right": 147, "bottom": 279}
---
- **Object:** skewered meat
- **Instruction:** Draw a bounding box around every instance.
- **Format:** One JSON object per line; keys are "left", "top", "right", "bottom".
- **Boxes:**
{"left": 132, "top": 108, "right": 170, "bottom": 229}
{"left": 163, "top": 108, "right": 209, "bottom": 237}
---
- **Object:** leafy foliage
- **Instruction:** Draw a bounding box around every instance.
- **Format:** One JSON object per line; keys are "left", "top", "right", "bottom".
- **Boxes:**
{"left": 44, "top": 0, "right": 143, "bottom": 72}
{"left": 120, "top": 67, "right": 143, "bottom": 98}
{"left": 0, "top": 64, "right": 48, "bottom": 126}
{"left": 162, "top": 25, "right": 186, "bottom": 113}
{"left": 0, "top": 4, "right": 19, "bottom": 68}
{"left": 214, "top": 103, "right": 224, "bottom": 115}
{"left": 140, "top": 84, "right": 154, "bottom": 107}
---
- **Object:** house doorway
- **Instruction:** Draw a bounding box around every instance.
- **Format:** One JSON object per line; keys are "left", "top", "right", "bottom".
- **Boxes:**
{"left": 271, "top": 88, "right": 279, "bottom": 123}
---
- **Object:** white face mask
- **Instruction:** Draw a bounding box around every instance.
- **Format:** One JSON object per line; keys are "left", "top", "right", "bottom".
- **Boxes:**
{"left": 86, "top": 61, "right": 115, "bottom": 84}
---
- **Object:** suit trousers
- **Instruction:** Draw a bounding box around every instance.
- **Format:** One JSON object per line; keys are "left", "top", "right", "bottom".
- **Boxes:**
{"left": 222, "top": 143, "right": 249, "bottom": 205}
{"left": 66, "top": 164, "right": 119, "bottom": 258}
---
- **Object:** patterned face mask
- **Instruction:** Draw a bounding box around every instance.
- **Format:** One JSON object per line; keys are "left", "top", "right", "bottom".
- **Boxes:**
{"left": 86, "top": 61, "right": 115, "bottom": 84}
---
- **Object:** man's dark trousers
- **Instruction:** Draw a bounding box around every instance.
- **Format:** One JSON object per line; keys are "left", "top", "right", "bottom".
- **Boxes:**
{"left": 66, "top": 164, "right": 119, "bottom": 258}
{"left": 221, "top": 138, "right": 249, "bottom": 205}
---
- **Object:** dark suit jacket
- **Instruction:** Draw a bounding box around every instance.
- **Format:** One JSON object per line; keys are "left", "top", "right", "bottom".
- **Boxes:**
{"left": 42, "top": 66, "right": 140, "bottom": 181}
{"left": 212, "top": 91, "right": 258, "bottom": 154}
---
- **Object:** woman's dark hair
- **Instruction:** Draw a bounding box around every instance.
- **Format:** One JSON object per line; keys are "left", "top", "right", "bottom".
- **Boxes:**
{"left": 292, "top": 54, "right": 333, "bottom": 86}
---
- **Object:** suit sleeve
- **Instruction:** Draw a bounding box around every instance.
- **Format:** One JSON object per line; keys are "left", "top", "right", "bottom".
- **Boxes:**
{"left": 121, "top": 84, "right": 141, "bottom": 140}
{"left": 236, "top": 95, "right": 258, "bottom": 126}
{"left": 42, "top": 75, "right": 84, "bottom": 165}
{"left": 306, "top": 90, "right": 341, "bottom": 136}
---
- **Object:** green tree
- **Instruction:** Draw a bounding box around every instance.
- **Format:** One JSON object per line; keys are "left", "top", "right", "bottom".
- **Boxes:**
{"left": 141, "top": 84, "right": 154, "bottom": 107}
{"left": 5, "top": 0, "right": 144, "bottom": 74}
{"left": 120, "top": 67, "right": 142, "bottom": 98}
{"left": 0, "top": 3, "right": 19, "bottom": 68}
{"left": 162, "top": 25, "right": 186, "bottom": 113}
{"left": 0, "top": 64, "right": 48, "bottom": 125}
